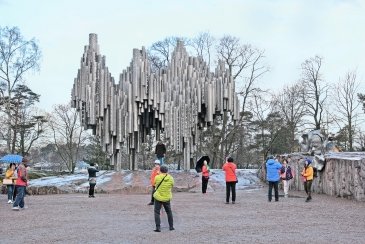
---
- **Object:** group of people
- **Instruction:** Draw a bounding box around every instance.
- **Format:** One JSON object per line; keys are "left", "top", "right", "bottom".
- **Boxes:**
{"left": 2, "top": 158, "right": 30, "bottom": 210}
{"left": 266, "top": 155, "right": 314, "bottom": 202}
{"left": 146, "top": 155, "right": 240, "bottom": 232}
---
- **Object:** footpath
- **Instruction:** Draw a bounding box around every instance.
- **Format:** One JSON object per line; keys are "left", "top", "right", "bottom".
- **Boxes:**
{"left": 1, "top": 187, "right": 364, "bottom": 244}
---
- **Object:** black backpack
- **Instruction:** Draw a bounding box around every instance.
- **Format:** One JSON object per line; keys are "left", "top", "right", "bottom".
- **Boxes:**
{"left": 286, "top": 166, "right": 293, "bottom": 180}
{"left": 313, "top": 167, "right": 318, "bottom": 178}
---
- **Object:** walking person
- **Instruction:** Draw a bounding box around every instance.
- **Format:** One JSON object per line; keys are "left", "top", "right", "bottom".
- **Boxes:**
{"left": 155, "top": 141, "right": 166, "bottom": 165}
{"left": 222, "top": 157, "right": 237, "bottom": 204}
{"left": 301, "top": 159, "right": 314, "bottom": 202}
{"left": 153, "top": 165, "right": 174, "bottom": 232}
{"left": 280, "top": 158, "right": 294, "bottom": 198}
{"left": 201, "top": 160, "right": 210, "bottom": 194}
{"left": 148, "top": 160, "right": 160, "bottom": 205}
{"left": 12, "top": 158, "right": 29, "bottom": 210}
{"left": 88, "top": 163, "right": 99, "bottom": 198}
{"left": 266, "top": 155, "right": 282, "bottom": 202}
{"left": 5, "top": 163, "right": 16, "bottom": 204}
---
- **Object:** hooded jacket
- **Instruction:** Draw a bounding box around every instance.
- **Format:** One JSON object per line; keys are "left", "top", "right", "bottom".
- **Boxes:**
{"left": 153, "top": 173, "right": 174, "bottom": 202}
{"left": 266, "top": 159, "right": 282, "bottom": 182}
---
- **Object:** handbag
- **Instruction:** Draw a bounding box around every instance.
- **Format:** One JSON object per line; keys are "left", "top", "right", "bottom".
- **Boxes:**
{"left": 3, "top": 179, "right": 13, "bottom": 185}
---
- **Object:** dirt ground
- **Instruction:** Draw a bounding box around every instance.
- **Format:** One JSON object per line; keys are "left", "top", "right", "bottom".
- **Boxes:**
{"left": 1, "top": 188, "right": 365, "bottom": 244}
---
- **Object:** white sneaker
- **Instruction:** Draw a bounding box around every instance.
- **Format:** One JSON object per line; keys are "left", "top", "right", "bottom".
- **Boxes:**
{"left": 20, "top": 206, "right": 28, "bottom": 210}
{"left": 7, "top": 200, "right": 12, "bottom": 204}
{"left": 12, "top": 206, "right": 20, "bottom": 211}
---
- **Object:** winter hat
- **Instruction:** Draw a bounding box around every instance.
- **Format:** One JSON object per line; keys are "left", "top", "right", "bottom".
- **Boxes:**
{"left": 154, "top": 160, "right": 161, "bottom": 165}
{"left": 305, "top": 158, "right": 312, "bottom": 164}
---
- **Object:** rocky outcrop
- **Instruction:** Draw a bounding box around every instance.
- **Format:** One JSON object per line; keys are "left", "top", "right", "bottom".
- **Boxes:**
{"left": 288, "top": 152, "right": 365, "bottom": 201}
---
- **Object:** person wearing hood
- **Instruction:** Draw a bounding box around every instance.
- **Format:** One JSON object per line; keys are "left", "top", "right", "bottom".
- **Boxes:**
{"left": 153, "top": 165, "right": 175, "bottom": 232}
{"left": 301, "top": 159, "right": 314, "bottom": 202}
{"left": 266, "top": 155, "right": 282, "bottom": 202}
{"left": 148, "top": 160, "right": 161, "bottom": 205}
{"left": 12, "top": 158, "right": 29, "bottom": 210}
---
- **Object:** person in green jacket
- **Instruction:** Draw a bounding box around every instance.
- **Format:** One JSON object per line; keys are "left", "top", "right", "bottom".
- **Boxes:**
{"left": 153, "top": 165, "right": 174, "bottom": 232}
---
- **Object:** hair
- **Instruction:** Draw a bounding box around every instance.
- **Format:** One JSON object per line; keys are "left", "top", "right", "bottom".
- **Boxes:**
{"left": 90, "top": 162, "right": 95, "bottom": 166}
{"left": 227, "top": 157, "right": 234, "bottom": 163}
{"left": 160, "top": 165, "right": 168, "bottom": 173}
{"left": 8, "top": 163, "right": 16, "bottom": 169}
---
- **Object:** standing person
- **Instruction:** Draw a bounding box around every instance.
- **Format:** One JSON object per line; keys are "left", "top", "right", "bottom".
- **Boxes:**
{"left": 201, "top": 160, "right": 210, "bottom": 194}
{"left": 266, "top": 155, "right": 282, "bottom": 202}
{"left": 222, "top": 157, "right": 237, "bottom": 204}
{"left": 153, "top": 165, "right": 174, "bottom": 232}
{"left": 148, "top": 160, "right": 161, "bottom": 205}
{"left": 301, "top": 159, "right": 314, "bottom": 202}
{"left": 12, "top": 158, "right": 29, "bottom": 210}
{"left": 88, "top": 163, "right": 99, "bottom": 198}
{"left": 280, "top": 159, "right": 294, "bottom": 198}
{"left": 5, "top": 163, "right": 16, "bottom": 204}
{"left": 155, "top": 141, "right": 166, "bottom": 165}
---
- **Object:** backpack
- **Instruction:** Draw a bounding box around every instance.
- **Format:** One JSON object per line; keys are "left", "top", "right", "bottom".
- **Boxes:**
{"left": 280, "top": 166, "right": 285, "bottom": 174}
{"left": 286, "top": 166, "right": 293, "bottom": 180}
{"left": 313, "top": 167, "right": 318, "bottom": 178}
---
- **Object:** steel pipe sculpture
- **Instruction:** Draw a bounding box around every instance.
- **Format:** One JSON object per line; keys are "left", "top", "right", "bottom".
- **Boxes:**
{"left": 72, "top": 34, "right": 239, "bottom": 170}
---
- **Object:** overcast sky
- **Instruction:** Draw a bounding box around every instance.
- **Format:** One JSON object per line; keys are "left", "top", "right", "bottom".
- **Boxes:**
{"left": 1, "top": 0, "right": 364, "bottom": 111}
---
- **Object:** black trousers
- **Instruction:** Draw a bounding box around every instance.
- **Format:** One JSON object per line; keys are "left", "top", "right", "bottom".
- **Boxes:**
{"left": 89, "top": 183, "right": 96, "bottom": 196}
{"left": 304, "top": 180, "right": 313, "bottom": 199}
{"left": 154, "top": 200, "right": 174, "bottom": 229}
{"left": 150, "top": 186, "right": 155, "bottom": 203}
{"left": 226, "top": 182, "right": 236, "bottom": 202}
{"left": 202, "top": 176, "right": 209, "bottom": 193}
{"left": 268, "top": 181, "right": 279, "bottom": 201}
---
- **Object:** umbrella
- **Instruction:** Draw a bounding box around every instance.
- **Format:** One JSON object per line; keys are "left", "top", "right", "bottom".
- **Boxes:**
{"left": 0, "top": 154, "right": 23, "bottom": 164}
{"left": 195, "top": 155, "right": 210, "bottom": 173}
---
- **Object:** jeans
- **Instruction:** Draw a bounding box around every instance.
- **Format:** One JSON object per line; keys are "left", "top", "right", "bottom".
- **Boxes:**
{"left": 13, "top": 186, "right": 26, "bottom": 208}
{"left": 268, "top": 181, "right": 279, "bottom": 201}
{"left": 7, "top": 184, "right": 14, "bottom": 201}
{"left": 157, "top": 157, "right": 164, "bottom": 165}
{"left": 226, "top": 182, "right": 236, "bottom": 202}
{"left": 89, "top": 183, "right": 96, "bottom": 196}
{"left": 154, "top": 200, "right": 173, "bottom": 229}
{"left": 202, "top": 176, "right": 209, "bottom": 193}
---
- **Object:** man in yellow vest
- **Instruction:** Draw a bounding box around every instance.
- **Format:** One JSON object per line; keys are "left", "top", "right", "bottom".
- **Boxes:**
{"left": 153, "top": 165, "right": 174, "bottom": 232}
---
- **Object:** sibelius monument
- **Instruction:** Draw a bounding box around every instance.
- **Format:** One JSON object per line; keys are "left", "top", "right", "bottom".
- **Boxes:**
{"left": 71, "top": 34, "right": 239, "bottom": 170}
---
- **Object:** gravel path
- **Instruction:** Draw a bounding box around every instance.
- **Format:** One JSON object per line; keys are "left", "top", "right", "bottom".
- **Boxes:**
{"left": 1, "top": 188, "right": 364, "bottom": 244}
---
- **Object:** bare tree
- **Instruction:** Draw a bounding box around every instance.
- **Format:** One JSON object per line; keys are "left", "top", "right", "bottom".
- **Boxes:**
{"left": 333, "top": 71, "right": 362, "bottom": 151}
{"left": 48, "top": 104, "right": 88, "bottom": 173}
{"left": 189, "top": 32, "right": 215, "bottom": 67}
{"left": 215, "top": 35, "right": 269, "bottom": 166}
{"left": 147, "top": 36, "right": 188, "bottom": 72}
{"left": 272, "top": 82, "right": 307, "bottom": 152}
{"left": 0, "top": 26, "right": 41, "bottom": 152}
{"left": 301, "top": 56, "right": 328, "bottom": 130}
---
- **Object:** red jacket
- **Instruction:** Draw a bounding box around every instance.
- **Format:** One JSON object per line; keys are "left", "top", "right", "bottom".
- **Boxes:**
{"left": 222, "top": 162, "right": 237, "bottom": 182}
{"left": 15, "top": 164, "right": 28, "bottom": 186}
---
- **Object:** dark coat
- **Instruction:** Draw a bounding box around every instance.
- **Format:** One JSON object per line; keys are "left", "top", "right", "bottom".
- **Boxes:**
{"left": 155, "top": 143, "right": 166, "bottom": 158}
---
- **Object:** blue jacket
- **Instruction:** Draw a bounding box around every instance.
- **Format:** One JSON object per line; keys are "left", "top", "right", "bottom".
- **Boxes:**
{"left": 266, "top": 159, "right": 282, "bottom": 182}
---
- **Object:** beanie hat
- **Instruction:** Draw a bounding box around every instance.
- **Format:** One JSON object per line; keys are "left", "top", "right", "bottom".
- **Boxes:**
{"left": 305, "top": 158, "right": 312, "bottom": 164}
{"left": 154, "top": 160, "right": 160, "bottom": 165}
